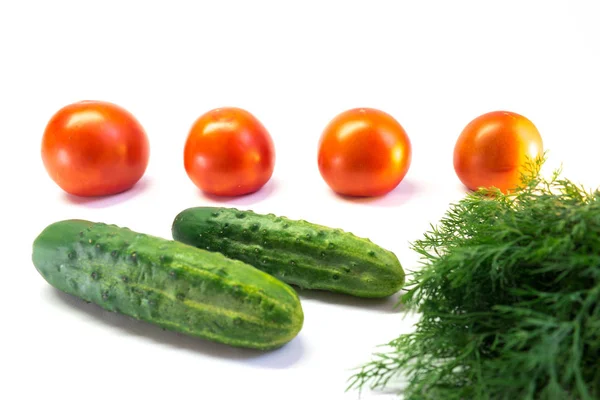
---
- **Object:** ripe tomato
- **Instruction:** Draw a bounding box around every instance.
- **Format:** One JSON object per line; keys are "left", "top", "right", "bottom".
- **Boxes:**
{"left": 184, "top": 107, "right": 275, "bottom": 197}
{"left": 317, "top": 108, "right": 412, "bottom": 197}
{"left": 453, "top": 111, "right": 543, "bottom": 193}
{"left": 41, "top": 100, "right": 150, "bottom": 197}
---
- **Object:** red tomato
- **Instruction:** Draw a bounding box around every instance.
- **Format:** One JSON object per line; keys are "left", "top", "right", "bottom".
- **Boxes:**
{"left": 184, "top": 107, "right": 275, "bottom": 197}
{"left": 41, "top": 100, "right": 150, "bottom": 197}
{"left": 317, "top": 108, "right": 412, "bottom": 197}
{"left": 453, "top": 111, "right": 543, "bottom": 193}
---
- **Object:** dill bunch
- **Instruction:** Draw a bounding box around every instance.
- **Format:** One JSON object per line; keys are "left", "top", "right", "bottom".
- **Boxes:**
{"left": 348, "top": 158, "right": 600, "bottom": 400}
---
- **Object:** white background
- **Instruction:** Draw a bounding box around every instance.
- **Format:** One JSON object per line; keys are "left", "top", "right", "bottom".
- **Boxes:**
{"left": 1, "top": 1, "right": 599, "bottom": 399}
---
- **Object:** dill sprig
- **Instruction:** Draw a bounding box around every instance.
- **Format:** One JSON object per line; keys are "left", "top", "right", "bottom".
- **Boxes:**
{"left": 348, "top": 157, "right": 600, "bottom": 400}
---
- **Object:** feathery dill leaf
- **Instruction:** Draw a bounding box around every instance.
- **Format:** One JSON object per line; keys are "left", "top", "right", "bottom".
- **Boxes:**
{"left": 348, "top": 157, "right": 600, "bottom": 399}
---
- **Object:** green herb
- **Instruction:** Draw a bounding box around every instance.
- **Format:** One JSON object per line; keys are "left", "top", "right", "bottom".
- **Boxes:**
{"left": 348, "top": 157, "right": 600, "bottom": 399}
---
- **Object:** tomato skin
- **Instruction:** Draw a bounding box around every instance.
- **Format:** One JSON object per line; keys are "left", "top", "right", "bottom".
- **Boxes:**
{"left": 184, "top": 107, "right": 275, "bottom": 197}
{"left": 317, "top": 108, "right": 412, "bottom": 197}
{"left": 453, "top": 111, "right": 543, "bottom": 193}
{"left": 41, "top": 100, "right": 150, "bottom": 197}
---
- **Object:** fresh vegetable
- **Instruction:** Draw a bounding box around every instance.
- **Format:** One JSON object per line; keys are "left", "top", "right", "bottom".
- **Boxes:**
{"left": 317, "top": 107, "right": 412, "bottom": 197}
{"left": 41, "top": 100, "right": 150, "bottom": 197}
{"left": 32, "top": 219, "right": 304, "bottom": 350}
{"left": 183, "top": 107, "right": 275, "bottom": 197}
{"left": 171, "top": 207, "right": 405, "bottom": 298}
{"left": 453, "top": 110, "right": 543, "bottom": 193}
{"left": 348, "top": 157, "right": 600, "bottom": 399}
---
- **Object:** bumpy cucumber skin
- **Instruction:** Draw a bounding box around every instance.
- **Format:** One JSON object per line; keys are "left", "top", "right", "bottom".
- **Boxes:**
{"left": 32, "top": 220, "right": 304, "bottom": 350}
{"left": 171, "top": 207, "right": 405, "bottom": 298}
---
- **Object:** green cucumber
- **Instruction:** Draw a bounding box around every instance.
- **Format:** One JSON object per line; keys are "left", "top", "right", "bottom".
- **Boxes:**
{"left": 32, "top": 219, "right": 304, "bottom": 350}
{"left": 171, "top": 207, "right": 405, "bottom": 298}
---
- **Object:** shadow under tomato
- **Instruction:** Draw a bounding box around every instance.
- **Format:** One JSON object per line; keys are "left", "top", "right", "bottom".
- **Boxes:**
{"left": 333, "top": 179, "right": 420, "bottom": 207}
{"left": 455, "top": 182, "right": 471, "bottom": 194}
{"left": 198, "top": 179, "right": 278, "bottom": 206}
{"left": 47, "top": 287, "right": 304, "bottom": 369}
{"left": 62, "top": 178, "right": 150, "bottom": 208}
